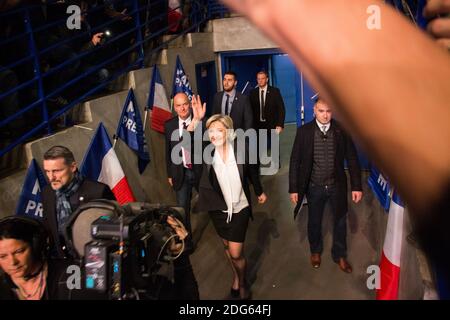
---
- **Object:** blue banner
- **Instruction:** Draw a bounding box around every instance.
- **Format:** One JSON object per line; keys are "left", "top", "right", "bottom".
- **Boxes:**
{"left": 15, "top": 159, "right": 47, "bottom": 219}
{"left": 172, "top": 55, "right": 193, "bottom": 100}
{"left": 116, "top": 89, "right": 150, "bottom": 174}
{"left": 368, "top": 165, "right": 391, "bottom": 211}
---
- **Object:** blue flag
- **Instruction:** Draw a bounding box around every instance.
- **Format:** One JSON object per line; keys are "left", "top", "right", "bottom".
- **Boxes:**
{"left": 15, "top": 159, "right": 47, "bottom": 219}
{"left": 116, "top": 88, "right": 151, "bottom": 174}
{"left": 172, "top": 55, "right": 193, "bottom": 100}
{"left": 368, "top": 165, "right": 391, "bottom": 211}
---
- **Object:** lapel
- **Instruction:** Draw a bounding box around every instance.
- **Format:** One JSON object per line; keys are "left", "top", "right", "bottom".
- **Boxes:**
{"left": 47, "top": 190, "right": 58, "bottom": 237}
{"left": 265, "top": 86, "right": 271, "bottom": 105}
{"left": 229, "top": 94, "right": 239, "bottom": 117}
{"left": 171, "top": 117, "right": 181, "bottom": 142}
{"left": 215, "top": 92, "right": 225, "bottom": 114}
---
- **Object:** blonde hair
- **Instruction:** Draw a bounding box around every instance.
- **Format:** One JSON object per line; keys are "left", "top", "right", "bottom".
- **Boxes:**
{"left": 206, "top": 115, "right": 235, "bottom": 141}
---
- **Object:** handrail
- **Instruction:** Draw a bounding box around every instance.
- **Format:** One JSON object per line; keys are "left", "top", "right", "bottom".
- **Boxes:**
{"left": 0, "top": 0, "right": 209, "bottom": 158}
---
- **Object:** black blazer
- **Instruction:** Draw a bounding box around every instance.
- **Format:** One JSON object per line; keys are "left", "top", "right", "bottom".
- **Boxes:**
{"left": 42, "top": 179, "right": 115, "bottom": 258}
{"left": 289, "top": 119, "right": 362, "bottom": 216}
{"left": 249, "top": 85, "right": 286, "bottom": 130}
{"left": 196, "top": 142, "right": 263, "bottom": 217}
{"left": 164, "top": 116, "right": 202, "bottom": 191}
{"left": 212, "top": 91, "right": 253, "bottom": 130}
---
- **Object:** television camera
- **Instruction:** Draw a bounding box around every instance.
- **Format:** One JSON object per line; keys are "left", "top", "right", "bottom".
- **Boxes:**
{"left": 63, "top": 200, "right": 187, "bottom": 300}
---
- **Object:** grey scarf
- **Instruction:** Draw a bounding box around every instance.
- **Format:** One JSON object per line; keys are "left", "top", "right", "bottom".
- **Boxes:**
{"left": 55, "top": 171, "right": 84, "bottom": 235}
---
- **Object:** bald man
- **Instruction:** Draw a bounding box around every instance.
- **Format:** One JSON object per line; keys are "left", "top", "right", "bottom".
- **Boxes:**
{"left": 164, "top": 93, "right": 198, "bottom": 253}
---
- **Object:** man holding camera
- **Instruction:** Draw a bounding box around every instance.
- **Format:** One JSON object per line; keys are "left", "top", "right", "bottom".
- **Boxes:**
{"left": 41, "top": 145, "right": 115, "bottom": 258}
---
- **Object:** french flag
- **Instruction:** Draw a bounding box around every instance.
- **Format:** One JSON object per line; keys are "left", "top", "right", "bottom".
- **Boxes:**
{"left": 147, "top": 66, "right": 172, "bottom": 133}
{"left": 376, "top": 192, "right": 405, "bottom": 300}
{"left": 80, "top": 123, "right": 136, "bottom": 204}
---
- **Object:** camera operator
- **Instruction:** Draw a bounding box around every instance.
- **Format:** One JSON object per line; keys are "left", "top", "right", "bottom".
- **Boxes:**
{"left": 41, "top": 146, "right": 116, "bottom": 259}
{"left": 150, "top": 215, "right": 199, "bottom": 300}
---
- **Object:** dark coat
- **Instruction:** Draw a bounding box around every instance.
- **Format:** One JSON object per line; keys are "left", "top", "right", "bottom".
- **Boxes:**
{"left": 289, "top": 119, "right": 362, "bottom": 216}
{"left": 164, "top": 116, "right": 202, "bottom": 191}
{"left": 42, "top": 179, "right": 115, "bottom": 258}
{"left": 249, "top": 85, "right": 286, "bottom": 130}
{"left": 212, "top": 91, "right": 254, "bottom": 131}
{"left": 196, "top": 142, "right": 263, "bottom": 217}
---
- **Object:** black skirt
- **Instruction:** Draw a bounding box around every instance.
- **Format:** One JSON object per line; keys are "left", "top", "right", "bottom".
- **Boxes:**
{"left": 209, "top": 207, "right": 250, "bottom": 243}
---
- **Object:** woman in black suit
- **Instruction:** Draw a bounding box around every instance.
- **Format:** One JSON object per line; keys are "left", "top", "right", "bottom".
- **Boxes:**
{"left": 190, "top": 97, "right": 267, "bottom": 299}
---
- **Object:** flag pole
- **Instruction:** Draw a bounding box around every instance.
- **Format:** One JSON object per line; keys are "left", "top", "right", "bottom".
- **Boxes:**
{"left": 241, "top": 81, "right": 249, "bottom": 94}
{"left": 300, "top": 72, "right": 305, "bottom": 126}
{"left": 143, "top": 108, "right": 149, "bottom": 133}
{"left": 113, "top": 135, "right": 118, "bottom": 150}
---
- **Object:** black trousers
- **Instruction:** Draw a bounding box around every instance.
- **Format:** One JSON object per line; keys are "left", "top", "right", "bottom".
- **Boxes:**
{"left": 175, "top": 168, "right": 196, "bottom": 234}
{"left": 306, "top": 183, "right": 347, "bottom": 262}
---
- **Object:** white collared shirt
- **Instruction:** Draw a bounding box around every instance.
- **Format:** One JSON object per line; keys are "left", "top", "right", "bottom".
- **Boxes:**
{"left": 259, "top": 85, "right": 268, "bottom": 122}
{"left": 212, "top": 144, "right": 249, "bottom": 223}
{"left": 315, "top": 119, "right": 330, "bottom": 133}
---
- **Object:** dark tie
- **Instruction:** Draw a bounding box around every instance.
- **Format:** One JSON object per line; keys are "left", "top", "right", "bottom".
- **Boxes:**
{"left": 224, "top": 94, "right": 230, "bottom": 116}
{"left": 260, "top": 89, "right": 265, "bottom": 121}
{"left": 182, "top": 122, "right": 192, "bottom": 169}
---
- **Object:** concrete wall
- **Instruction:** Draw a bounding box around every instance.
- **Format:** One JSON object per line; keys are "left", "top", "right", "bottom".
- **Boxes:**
{"left": 212, "top": 17, "right": 277, "bottom": 53}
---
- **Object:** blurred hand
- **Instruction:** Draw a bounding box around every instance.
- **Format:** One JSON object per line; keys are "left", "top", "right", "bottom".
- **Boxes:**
{"left": 290, "top": 193, "right": 298, "bottom": 204}
{"left": 91, "top": 33, "right": 104, "bottom": 46}
{"left": 275, "top": 126, "right": 283, "bottom": 134}
{"left": 168, "top": 178, "right": 173, "bottom": 187}
{"left": 424, "top": 0, "right": 450, "bottom": 49}
{"left": 352, "top": 191, "right": 363, "bottom": 203}
{"left": 258, "top": 192, "right": 267, "bottom": 204}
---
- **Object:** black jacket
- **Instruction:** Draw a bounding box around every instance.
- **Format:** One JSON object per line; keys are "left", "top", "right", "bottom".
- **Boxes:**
{"left": 249, "top": 85, "right": 286, "bottom": 130}
{"left": 212, "top": 91, "right": 254, "bottom": 130}
{"left": 42, "top": 179, "right": 115, "bottom": 258}
{"left": 289, "top": 119, "right": 362, "bottom": 216}
{"left": 0, "top": 259, "right": 74, "bottom": 300}
{"left": 164, "top": 116, "right": 203, "bottom": 191}
{"left": 196, "top": 141, "right": 263, "bottom": 217}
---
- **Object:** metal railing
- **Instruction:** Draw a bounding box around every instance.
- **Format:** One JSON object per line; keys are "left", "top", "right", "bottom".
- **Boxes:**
{"left": 0, "top": 0, "right": 211, "bottom": 158}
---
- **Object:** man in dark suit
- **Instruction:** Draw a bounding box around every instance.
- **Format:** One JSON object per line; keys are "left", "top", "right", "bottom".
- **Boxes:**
{"left": 212, "top": 71, "right": 253, "bottom": 131}
{"left": 41, "top": 145, "right": 115, "bottom": 258}
{"left": 249, "top": 70, "right": 285, "bottom": 137}
{"left": 164, "top": 93, "right": 199, "bottom": 253}
{"left": 250, "top": 70, "right": 285, "bottom": 169}
{"left": 289, "top": 97, "right": 362, "bottom": 273}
